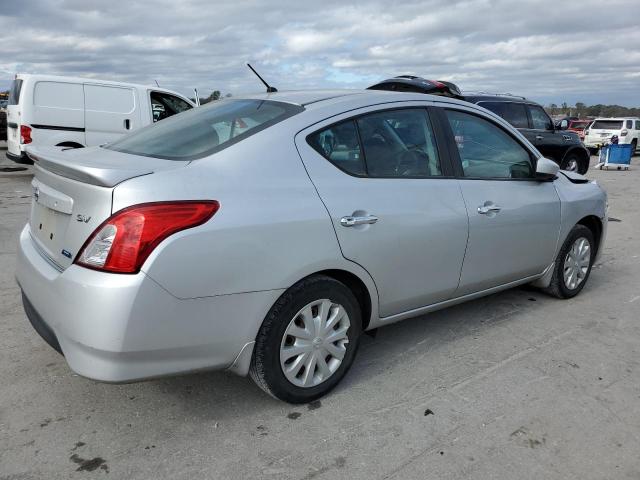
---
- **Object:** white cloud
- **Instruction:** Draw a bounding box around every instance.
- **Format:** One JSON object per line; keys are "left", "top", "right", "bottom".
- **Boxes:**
{"left": 0, "top": 0, "right": 639, "bottom": 105}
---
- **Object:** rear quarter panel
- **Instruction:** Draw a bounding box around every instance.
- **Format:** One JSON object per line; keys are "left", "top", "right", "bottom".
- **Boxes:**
{"left": 112, "top": 121, "right": 379, "bottom": 316}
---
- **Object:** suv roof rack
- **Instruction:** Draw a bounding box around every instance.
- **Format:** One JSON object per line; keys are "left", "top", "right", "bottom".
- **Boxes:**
{"left": 367, "top": 76, "right": 463, "bottom": 99}
{"left": 464, "top": 91, "right": 527, "bottom": 100}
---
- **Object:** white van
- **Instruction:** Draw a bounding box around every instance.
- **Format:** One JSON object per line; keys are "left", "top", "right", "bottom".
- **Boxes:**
{"left": 583, "top": 117, "right": 640, "bottom": 153}
{"left": 6, "top": 74, "right": 195, "bottom": 163}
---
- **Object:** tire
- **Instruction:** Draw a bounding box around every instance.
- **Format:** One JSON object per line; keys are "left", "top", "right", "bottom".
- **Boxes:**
{"left": 250, "top": 275, "right": 362, "bottom": 403}
{"left": 544, "top": 225, "right": 595, "bottom": 299}
{"left": 560, "top": 153, "right": 584, "bottom": 173}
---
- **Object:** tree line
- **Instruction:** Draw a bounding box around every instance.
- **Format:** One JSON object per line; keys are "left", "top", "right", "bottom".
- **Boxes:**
{"left": 546, "top": 102, "right": 640, "bottom": 118}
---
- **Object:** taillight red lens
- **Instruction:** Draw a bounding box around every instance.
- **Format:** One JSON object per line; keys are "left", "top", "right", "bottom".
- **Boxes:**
{"left": 75, "top": 201, "right": 219, "bottom": 273}
{"left": 20, "top": 125, "right": 32, "bottom": 144}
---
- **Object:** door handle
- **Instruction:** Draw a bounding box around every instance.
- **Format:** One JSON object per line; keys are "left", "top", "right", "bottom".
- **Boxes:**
{"left": 477, "top": 205, "right": 502, "bottom": 214}
{"left": 340, "top": 215, "right": 379, "bottom": 227}
{"left": 124, "top": 119, "right": 131, "bottom": 130}
{"left": 535, "top": 135, "right": 544, "bottom": 141}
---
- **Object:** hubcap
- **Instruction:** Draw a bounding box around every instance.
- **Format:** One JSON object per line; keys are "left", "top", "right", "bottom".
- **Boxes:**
{"left": 563, "top": 237, "right": 591, "bottom": 290}
{"left": 565, "top": 158, "right": 579, "bottom": 172}
{"left": 280, "top": 299, "right": 350, "bottom": 388}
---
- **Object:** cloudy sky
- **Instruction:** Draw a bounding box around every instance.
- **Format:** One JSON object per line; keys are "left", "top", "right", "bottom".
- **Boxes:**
{"left": 1, "top": 0, "right": 639, "bottom": 106}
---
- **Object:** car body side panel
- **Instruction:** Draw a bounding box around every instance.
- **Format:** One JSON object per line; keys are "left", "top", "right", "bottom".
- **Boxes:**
{"left": 113, "top": 122, "right": 380, "bottom": 328}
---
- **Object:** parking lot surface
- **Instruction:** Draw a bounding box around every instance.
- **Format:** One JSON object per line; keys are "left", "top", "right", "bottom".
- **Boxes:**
{"left": 1, "top": 154, "right": 639, "bottom": 479}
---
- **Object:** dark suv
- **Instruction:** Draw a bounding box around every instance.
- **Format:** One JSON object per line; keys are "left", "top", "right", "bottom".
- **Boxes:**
{"left": 462, "top": 94, "right": 590, "bottom": 173}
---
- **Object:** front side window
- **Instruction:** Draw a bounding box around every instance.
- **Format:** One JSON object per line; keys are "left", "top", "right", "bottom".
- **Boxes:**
{"left": 479, "top": 102, "right": 529, "bottom": 129}
{"left": 308, "top": 108, "right": 441, "bottom": 178}
{"left": 528, "top": 105, "right": 553, "bottom": 130}
{"left": 446, "top": 109, "right": 534, "bottom": 179}
{"left": 107, "top": 99, "right": 303, "bottom": 160}
{"left": 150, "top": 91, "right": 193, "bottom": 122}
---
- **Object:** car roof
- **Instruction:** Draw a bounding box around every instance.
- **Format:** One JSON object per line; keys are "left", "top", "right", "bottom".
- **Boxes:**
{"left": 236, "top": 88, "right": 479, "bottom": 110}
{"left": 592, "top": 117, "right": 640, "bottom": 120}
{"left": 463, "top": 93, "right": 536, "bottom": 104}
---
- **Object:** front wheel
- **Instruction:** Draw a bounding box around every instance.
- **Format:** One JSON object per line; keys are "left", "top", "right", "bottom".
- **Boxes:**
{"left": 561, "top": 154, "right": 586, "bottom": 174}
{"left": 544, "top": 225, "right": 596, "bottom": 299}
{"left": 250, "top": 275, "right": 362, "bottom": 403}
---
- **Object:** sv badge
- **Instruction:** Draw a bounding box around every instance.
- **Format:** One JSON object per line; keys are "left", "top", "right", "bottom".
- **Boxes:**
{"left": 76, "top": 214, "right": 92, "bottom": 223}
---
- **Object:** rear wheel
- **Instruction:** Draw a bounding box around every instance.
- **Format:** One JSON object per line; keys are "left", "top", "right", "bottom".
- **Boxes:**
{"left": 250, "top": 275, "right": 362, "bottom": 403}
{"left": 544, "top": 225, "right": 595, "bottom": 299}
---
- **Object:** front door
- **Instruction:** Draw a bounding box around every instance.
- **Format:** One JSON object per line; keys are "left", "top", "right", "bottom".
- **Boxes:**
{"left": 525, "top": 103, "right": 565, "bottom": 161}
{"left": 296, "top": 105, "right": 469, "bottom": 317}
{"left": 442, "top": 107, "right": 561, "bottom": 296}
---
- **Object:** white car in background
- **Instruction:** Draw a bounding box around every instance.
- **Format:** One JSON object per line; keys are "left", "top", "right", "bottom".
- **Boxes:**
{"left": 5, "top": 74, "right": 195, "bottom": 164}
{"left": 583, "top": 117, "right": 640, "bottom": 153}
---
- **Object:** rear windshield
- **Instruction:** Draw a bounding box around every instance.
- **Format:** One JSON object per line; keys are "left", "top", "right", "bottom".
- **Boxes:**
{"left": 8, "top": 79, "right": 23, "bottom": 105}
{"left": 106, "top": 99, "right": 304, "bottom": 160}
{"left": 591, "top": 120, "right": 623, "bottom": 130}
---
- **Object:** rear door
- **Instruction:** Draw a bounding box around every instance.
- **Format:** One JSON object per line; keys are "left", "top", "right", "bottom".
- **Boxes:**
{"left": 296, "top": 104, "right": 469, "bottom": 317}
{"left": 441, "top": 106, "right": 560, "bottom": 295}
{"left": 84, "top": 84, "right": 141, "bottom": 146}
{"left": 6, "top": 78, "right": 23, "bottom": 157}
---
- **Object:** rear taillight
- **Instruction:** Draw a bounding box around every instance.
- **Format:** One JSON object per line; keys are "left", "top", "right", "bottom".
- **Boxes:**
{"left": 75, "top": 201, "right": 219, "bottom": 274}
{"left": 20, "top": 125, "right": 32, "bottom": 144}
{"left": 620, "top": 129, "right": 628, "bottom": 136}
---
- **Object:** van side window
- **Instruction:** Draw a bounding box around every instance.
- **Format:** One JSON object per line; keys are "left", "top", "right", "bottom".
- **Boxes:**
{"left": 636, "top": 121, "right": 640, "bottom": 130}
{"left": 150, "top": 92, "right": 192, "bottom": 122}
{"left": 626, "top": 120, "right": 633, "bottom": 129}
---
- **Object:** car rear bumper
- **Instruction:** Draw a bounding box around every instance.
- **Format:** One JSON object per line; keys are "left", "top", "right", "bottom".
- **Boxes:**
{"left": 16, "top": 224, "right": 282, "bottom": 381}
{"left": 6, "top": 150, "right": 32, "bottom": 164}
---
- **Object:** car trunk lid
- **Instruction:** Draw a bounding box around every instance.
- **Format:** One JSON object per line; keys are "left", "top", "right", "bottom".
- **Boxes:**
{"left": 27, "top": 146, "right": 189, "bottom": 270}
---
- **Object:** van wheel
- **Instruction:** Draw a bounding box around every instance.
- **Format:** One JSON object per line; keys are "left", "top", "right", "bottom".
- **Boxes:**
{"left": 544, "top": 225, "right": 595, "bottom": 299}
{"left": 250, "top": 275, "right": 362, "bottom": 403}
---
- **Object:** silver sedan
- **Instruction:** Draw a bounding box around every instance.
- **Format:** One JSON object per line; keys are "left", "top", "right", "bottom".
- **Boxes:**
{"left": 16, "top": 90, "right": 607, "bottom": 403}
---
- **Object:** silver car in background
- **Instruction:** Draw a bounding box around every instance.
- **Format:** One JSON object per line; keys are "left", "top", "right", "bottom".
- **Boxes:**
{"left": 16, "top": 90, "right": 607, "bottom": 403}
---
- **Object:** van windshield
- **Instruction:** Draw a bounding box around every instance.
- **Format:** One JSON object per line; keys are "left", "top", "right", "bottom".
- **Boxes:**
{"left": 106, "top": 99, "right": 303, "bottom": 160}
{"left": 591, "top": 120, "right": 623, "bottom": 130}
{"left": 8, "top": 79, "right": 23, "bottom": 105}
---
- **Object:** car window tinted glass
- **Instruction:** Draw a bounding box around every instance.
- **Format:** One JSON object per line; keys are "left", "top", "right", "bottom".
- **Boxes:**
{"left": 479, "top": 102, "right": 529, "bottom": 129}
{"left": 8, "top": 79, "right": 23, "bottom": 105}
{"left": 446, "top": 109, "right": 533, "bottom": 179}
{"left": 150, "top": 91, "right": 192, "bottom": 123}
{"left": 636, "top": 121, "right": 640, "bottom": 130}
{"left": 107, "top": 99, "right": 303, "bottom": 160}
{"left": 357, "top": 109, "right": 441, "bottom": 177}
{"left": 528, "top": 105, "right": 553, "bottom": 130}
{"left": 626, "top": 120, "right": 633, "bottom": 129}
{"left": 591, "top": 120, "right": 623, "bottom": 130}
{"left": 308, "top": 120, "right": 365, "bottom": 175}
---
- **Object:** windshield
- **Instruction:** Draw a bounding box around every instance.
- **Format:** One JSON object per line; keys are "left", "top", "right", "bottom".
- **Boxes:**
{"left": 106, "top": 99, "right": 304, "bottom": 160}
{"left": 591, "top": 120, "right": 623, "bottom": 130}
{"left": 8, "top": 79, "right": 23, "bottom": 105}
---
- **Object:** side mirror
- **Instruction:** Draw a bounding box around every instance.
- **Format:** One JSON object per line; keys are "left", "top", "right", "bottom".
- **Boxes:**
{"left": 559, "top": 119, "right": 568, "bottom": 130}
{"left": 536, "top": 157, "right": 559, "bottom": 180}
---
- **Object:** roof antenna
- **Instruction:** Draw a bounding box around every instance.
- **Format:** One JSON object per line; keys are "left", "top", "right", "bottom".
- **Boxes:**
{"left": 154, "top": 79, "right": 160, "bottom": 87}
{"left": 247, "top": 63, "right": 277, "bottom": 93}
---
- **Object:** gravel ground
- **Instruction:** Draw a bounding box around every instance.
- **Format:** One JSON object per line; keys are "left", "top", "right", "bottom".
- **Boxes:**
{"left": 1, "top": 153, "right": 639, "bottom": 479}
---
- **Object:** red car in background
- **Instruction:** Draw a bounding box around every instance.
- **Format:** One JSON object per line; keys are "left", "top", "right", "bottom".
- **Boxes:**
{"left": 566, "top": 119, "right": 592, "bottom": 140}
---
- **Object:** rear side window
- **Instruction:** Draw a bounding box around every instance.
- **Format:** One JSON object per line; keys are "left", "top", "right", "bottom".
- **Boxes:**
{"left": 626, "top": 120, "right": 633, "bottom": 129}
{"left": 636, "top": 121, "right": 640, "bottom": 130}
{"left": 107, "top": 99, "right": 303, "bottom": 160}
{"left": 34, "top": 82, "right": 84, "bottom": 110}
{"left": 8, "top": 79, "right": 22, "bottom": 105}
{"left": 308, "top": 108, "right": 442, "bottom": 178}
{"left": 528, "top": 105, "right": 553, "bottom": 130}
{"left": 591, "top": 120, "right": 623, "bottom": 130}
{"left": 446, "top": 109, "right": 533, "bottom": 179}
{"left": 308, "top": 120, "right": 365, "bottom": 175}
{"left": 478, "top": 102, "right": 529, "bottom": 129}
